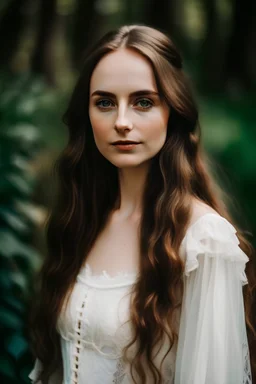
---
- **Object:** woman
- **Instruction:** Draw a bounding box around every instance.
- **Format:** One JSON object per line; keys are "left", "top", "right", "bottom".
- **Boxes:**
{"left": 28, "top": 24, "right": 255, "bottom": 384}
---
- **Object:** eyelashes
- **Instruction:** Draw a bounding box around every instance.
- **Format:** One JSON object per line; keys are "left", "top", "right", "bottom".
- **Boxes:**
{"left": 95, "top": 99, "right": 114, "bottom": 109}
{"left": 95, "top": 98, "right": 154, "bottom": 111}
{"left": 136, "top": 99, "right": 154, "bottom": 109}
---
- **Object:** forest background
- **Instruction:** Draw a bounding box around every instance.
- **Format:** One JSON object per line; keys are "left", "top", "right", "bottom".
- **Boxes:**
{"left": 0, "top": 0, "right": 255, "bottom": 382}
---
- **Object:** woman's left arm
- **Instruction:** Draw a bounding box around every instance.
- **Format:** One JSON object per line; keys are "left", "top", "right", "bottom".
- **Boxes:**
{"left": 174, "top": 215, "right": 252, "bottom": 384}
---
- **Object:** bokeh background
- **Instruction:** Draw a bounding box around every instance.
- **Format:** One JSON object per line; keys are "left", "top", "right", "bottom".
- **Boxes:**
{"left": 0, "top": 0, "right": 255, "bottom": 382}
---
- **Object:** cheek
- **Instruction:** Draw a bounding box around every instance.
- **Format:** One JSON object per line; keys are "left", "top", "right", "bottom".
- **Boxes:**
{"left": 89, "top": 111, "right": 109, "bottom": 141}
{"left": 143, "top": 112, "right": 168, "bottom": 141}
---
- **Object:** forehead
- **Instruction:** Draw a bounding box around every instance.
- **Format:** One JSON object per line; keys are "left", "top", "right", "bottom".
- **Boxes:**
{"left": 89, "top": 48, "right": 158, "bottom": 94}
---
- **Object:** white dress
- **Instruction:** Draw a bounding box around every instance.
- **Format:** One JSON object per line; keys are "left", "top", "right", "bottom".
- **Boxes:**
{"left": 28, "top": 213, "right": 252, "bottom": 384}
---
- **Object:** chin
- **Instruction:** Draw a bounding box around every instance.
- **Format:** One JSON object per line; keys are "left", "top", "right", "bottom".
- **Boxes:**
{"left": 108, "top": 157, "right": 152, "bottom": 169}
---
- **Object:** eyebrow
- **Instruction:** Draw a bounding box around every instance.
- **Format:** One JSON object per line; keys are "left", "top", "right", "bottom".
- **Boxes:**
{"left": 91, "top": 90, "right": 159, "bottom": 97}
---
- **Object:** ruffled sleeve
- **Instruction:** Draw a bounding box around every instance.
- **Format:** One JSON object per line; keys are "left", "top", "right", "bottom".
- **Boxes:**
{"left": 28, "top": 358, "right": 63, "bottom": 384}
{"left": 175, "top": 214, "right": 252, "bottom": 384}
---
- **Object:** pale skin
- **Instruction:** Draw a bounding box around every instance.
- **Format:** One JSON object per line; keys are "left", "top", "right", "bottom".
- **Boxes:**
{"left": 86, "top": 48, "right": 217, "bottom": 275}
{"left": 89, "top": 48, "right": 170, "bottom": 219}
{"left": 86, "top": 48, "right": 170, "bottom": 274}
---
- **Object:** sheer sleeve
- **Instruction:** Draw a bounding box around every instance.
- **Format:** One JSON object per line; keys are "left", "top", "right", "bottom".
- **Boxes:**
{"left": 28, "top": 358, "right": 63, "bottom": 384}
{"left": 175, "top": 214, "right": 252, "bottom": 384}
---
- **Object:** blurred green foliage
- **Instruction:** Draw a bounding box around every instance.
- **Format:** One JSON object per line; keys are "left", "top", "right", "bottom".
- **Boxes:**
{"left": 199, "top": 93, "right": 256, "bottom": 239}
{"left": 0, "top": 73, "right": 54, "bottom": 383}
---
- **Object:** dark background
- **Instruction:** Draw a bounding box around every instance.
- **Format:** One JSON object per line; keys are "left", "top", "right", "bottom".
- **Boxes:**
{"left": 0, "top": 0, "right": 255, "bottom": 382}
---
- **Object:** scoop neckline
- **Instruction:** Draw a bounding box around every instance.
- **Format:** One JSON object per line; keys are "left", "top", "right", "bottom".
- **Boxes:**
{"left": 84, "top": 262, "right": 139, "bottom": 280}
{"left": 81, "top": 212, "right": 224, "bottom": 280}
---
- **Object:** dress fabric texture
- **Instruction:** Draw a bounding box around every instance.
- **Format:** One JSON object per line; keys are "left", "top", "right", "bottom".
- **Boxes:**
{"left": 28, "top": 213, "right": 252, "bottom": 384}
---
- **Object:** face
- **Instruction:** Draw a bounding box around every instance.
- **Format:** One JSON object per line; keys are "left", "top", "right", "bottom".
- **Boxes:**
{"left": 89, "top": 48, "right": 170, "bottom": 169}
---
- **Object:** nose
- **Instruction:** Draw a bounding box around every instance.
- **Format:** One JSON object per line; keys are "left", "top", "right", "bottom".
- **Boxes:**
{"left": 114, "top": 106, "right": 133, "bottom": 132}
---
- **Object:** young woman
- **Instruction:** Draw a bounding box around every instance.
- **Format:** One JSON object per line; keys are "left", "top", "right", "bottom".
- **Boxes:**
{"left": 28, "top": 25, "right": 255, "bottom": 384}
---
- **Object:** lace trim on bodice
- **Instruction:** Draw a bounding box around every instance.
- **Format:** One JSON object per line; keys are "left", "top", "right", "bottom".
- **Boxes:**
{"left": 77, "top": 263, "right": 138, "bottom": 288}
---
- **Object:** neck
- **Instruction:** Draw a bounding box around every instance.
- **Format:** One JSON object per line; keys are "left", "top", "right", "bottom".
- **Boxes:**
{"left": 113, "top": 162, "right": 150, "bottom": 219}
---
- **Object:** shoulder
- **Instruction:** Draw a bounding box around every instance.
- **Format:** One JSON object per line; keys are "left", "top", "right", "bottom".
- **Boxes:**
{"left": 182, "top": 198, "right": 237, "bottom": 249}
{"left": 180, "top": 198, "right": 249, "bottom": 284}
{"left": 189, "top": 198, "right": 220, "bottom": 227}
{"left": 186, "top": 198, "right": 241, "bottom": 243}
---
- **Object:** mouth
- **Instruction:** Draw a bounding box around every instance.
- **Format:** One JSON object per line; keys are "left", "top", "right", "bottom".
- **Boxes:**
{"left": 112, "top": 141, "right": 141, "bottom": 145}
{"left": 111, "top": 142, "right": 141, "bottom": 151}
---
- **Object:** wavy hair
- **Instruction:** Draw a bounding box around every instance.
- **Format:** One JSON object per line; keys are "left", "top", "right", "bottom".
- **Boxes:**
{"left": 29, "top": 25, "right": 256, "bottom": 383}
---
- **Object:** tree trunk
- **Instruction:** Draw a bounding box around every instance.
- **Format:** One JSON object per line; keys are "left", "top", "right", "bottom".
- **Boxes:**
{"left": 145, "top": 0, "right": 176, "bottom": 37}
{"left": 30, "top": 0, "right": 58, "bottom": 86}
{"left": 69, "top": 0, "right": 97, "bottom": 71}
{"left": 224, "top": 0, "right": 254, "bottom": 93}
{"left": 0, "top": 0, "right": 28, "bottom": 70}
{"left": 199, "top": 0, "right": 226, "bottom": 92}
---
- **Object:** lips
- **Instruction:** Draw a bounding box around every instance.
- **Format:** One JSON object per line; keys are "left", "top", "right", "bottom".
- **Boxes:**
{"left": 112, "top": 141, "right": 140, "bottom": 145}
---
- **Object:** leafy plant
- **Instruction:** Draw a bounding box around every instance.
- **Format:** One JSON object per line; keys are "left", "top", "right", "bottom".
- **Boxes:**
{"left": 0, "top": 73, "right": 47, "bottom": 384}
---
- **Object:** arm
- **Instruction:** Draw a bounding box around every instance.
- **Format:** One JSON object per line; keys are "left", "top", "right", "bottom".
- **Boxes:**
{"left": 175, "top": 215, "right": 251, "bottom": 384}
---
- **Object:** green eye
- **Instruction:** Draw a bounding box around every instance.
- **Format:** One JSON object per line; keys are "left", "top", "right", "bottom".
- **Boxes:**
{"left": 136, "top": 98, "right": 153, "bottom": 109}
{"left": 95, "top": 98, "right": 153, "bottom": 110}
{"left": 96, "top": 99, "right": 114, "bottom": 108}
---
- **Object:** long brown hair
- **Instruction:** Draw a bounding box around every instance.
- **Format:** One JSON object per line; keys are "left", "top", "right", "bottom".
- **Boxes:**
{"left": 29, "top": 25, "right": 256, "bottom": 383}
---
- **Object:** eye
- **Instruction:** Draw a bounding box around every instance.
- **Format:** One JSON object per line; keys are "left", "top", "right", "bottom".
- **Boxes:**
{"left": 95, "top": 99, "right": 114, "bottom": 109}
{"left": 135, "top": 98, "right": 154, "bottom": 110}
